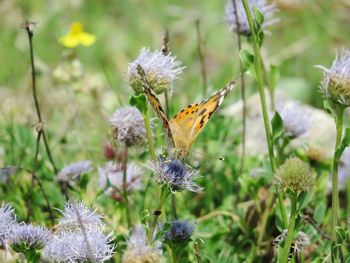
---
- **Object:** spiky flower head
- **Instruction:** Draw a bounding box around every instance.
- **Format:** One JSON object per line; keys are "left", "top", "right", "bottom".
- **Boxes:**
{"left": 10, "top": 223, "right": 51, "bottom": 251}
{"left": 56, "top": 160, "right": 92, "bottom": 184}
{"left": 274, "top": 157, "right": 314, "bottom": 193}
{"left": 109, "top": 106, "right": 146, "bottom": 146}
{"left": 317, "top": 48, "right": 350, "bottom": 106}
{"left": 42, "top": 230, "right": 115, "bottom": 263}
{"left": 56, "top": 202, "right": 104, "bottom": 233}
{"left": 0, "top": 202, "right": 16, "bottom": 248}
{"left": 128, "top": 47, "right": 184, "bottom": 94}
{"left": 149, "top": 159, "right": 202, "bottom": 193}
{"left": 277, "top": 102, "right": 312, "bottom": 137}
{"left": 274, "top": 230, "right": 310, "bottom": 256}
{"left": 98, "top": 162, "right": 143, "bottom": 199}
{"left": 164, "top": 220, "right": 195, "bottom": 244}
{"left": 122, "top": 225, "right": 162, "bottom": 263}
{"left": 225, "top": 0, "right": 278, "bottom": 36}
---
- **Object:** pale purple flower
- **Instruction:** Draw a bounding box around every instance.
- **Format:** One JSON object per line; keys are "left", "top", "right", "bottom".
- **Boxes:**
{"left": 56, "top": 160, "right": 92, "bottom": 183}
{"left": 10, "top": 223, "right": 51, "bottom": 250}
{"left": 164, "top": 220, "right": 195, "bottom": 244}
{"left": 42, "top": 230, "right": 115, "bottom": 263}
{"left": 98, "top": 162, "right": 143, "bottom": 197}
{"left": 225, "top": 0, "right": 278, "bottom": 35}
{"left": 0, "top": 202, "right": 16, "bottom": 247}
{"left": 148, "top": 159, "right": 202, "bottom": 193}
{"left": 317, "top": 48, "right": 350, "bottom": 106}
{"left": 109, "top": 106, "right": 146, "bottom": 146}
{"left": 128, "top": 47, "right": 184, "bottom": 94}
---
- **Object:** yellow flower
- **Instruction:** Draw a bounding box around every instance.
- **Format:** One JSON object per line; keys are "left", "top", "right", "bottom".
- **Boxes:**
{"left": 59, "top": 22, "right": 96, "bottom": 48}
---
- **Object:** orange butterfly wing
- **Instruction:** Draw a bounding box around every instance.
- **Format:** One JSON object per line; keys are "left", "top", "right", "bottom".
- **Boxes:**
{"left": 169, "top": 80, "right": 237, "bottom": 154}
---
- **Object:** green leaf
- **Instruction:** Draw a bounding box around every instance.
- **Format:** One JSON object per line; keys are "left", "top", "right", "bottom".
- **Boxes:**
{"left": 336, "top": 226, "right": 346, "bottom": 244}
{"left": 297, "top": 191, "right": 312, "bottom": 211}
{"left": 239, "top": 49, "right": 256, "bottom": 78}
{"left": 269, "top": 65, "right": 280, "bottom": 90}
{"left": 129, "top": 93, "right": 148, "bottom": 115}
{"left": 253, "top": 7, "right": 264, "bottom": 27}
{"left": 323, "top": 100, "right": 336, "bottom": 117}
{"left": 342, "top": 127, "right": 350, "bottom": 148}
{"left": 271, "top": 111, "right": 284, "bottom": 141}
{"left": 313, "top": 202, "right": 326, "bottom": 225}
{"left": 78, "top": 173, "right": 90, "bottom": 192}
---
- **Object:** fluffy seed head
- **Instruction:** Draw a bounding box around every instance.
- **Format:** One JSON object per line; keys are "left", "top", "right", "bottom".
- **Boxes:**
{"left": 42, "top": 230, "right": 115, "bottom": 263}
{"left": 0, "top": 202, "right": 16, "bottom": 248}
{"left": 277, "top": 102, "right": 312, "bottom": 137}
{"left": 109, "top": 106, "right": 146, "bottom": 146}
{"left": 128, "top": 47, "right": 184, "bottom": 94}
{"left": 149, "top": 159, "right": 202, "bottom": 193}
{"left": 317, "top": 48, "right": 350, "bottom": 106}
{"left": 10, "top": 223, "right": 51, "bottom": 250}
{"left": 56, "top": 202, "right": 104, "bottom": 233}
{"left": 122, "top": 225, "right": 162, "bottom": 263}
{"left": 56, "top": 160, "right": 92, "bottom": 184}
{"left": 98, "top": 162, "right": 143, "bottom": 198}
{"left": 274, "top": 157, "right": 314, "bottom": 193}
{"left": 225, "top": 0, "right": 278, "bottom": 36}
{"left": 164, "top": 220, "right": 195, "bottom": 244}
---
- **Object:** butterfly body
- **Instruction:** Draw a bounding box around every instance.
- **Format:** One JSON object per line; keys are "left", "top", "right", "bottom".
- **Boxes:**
{"left": 137, "top": 64, "right": 236, "bottom": 158}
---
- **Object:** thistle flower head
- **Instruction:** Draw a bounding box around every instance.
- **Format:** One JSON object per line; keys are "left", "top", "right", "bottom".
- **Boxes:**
{"left": 56, "top": 202, "right": 103, "bottom": 233}
{"left": 128, "top": 47, "right": 184, "bottom": 94}
{"left": 0, "top": 202, "right": 16, "bottom": 248}
{"left": 148, "top": 159, "right": 202, "bottom": 193}
{"left": 10, "top": 223, "right": 51, "bottom": 251}
{"left": 42, "top": 230, "right": 115, "bottom": 263}
{"left": 56, "top": 160, "right": 92, "bottom": 184}
{"left": 277, "top": 102, "right": 312, "bottom": 137}
{"left": 317, "top": 48, "right": 350, "bottom": 106}
{"left": 109, "top": 106, "right": 146, "bottom": 146}
{"left": 274, "top": 157, "right": 314, "bottom": 193}
{"left": 122, "top": 225, "right": 162, "bottom": 263}
{"left": 98, "top": 162, "right": 143, "bottom": 198}
{"left": 274, "top": 230, "right": 310, "bottom": 256}
{"left": 225, "top": 0, "right": 278, "bottom": 36}
{"left": 164, "top": 220, "right": 195, "bottom": 244}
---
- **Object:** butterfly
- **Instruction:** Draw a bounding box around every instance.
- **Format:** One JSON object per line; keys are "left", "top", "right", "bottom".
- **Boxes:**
{"left": 137, "top": 64, "right": 237, "bottom": 158}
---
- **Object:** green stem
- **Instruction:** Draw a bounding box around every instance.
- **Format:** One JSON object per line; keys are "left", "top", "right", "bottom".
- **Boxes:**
{"left": 147, "top": 186, "right": 169, "bottom": 244}
{"left": 241, "top": 0, "right": 287, "bottom": 228}
{"left": 122, "top": 145, "right": 132, "bottom": 228}
{"left": 280, "top": 192, "right": 297, "bottom": 263}
{"left": 261, "top": 60, "right": 275, "bottom": 111}
{"left": 331, "top": 105, "right": 344, "bottom": 261}
{"left": 143, "top": 110, "right": 156, "bottom": 160}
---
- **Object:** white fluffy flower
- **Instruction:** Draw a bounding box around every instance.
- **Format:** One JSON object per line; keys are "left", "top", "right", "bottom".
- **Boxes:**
{"left": 98, "top": 162, "right": 143, "bottom": 198}
{"left": 42, "top": 230, "right": 115, "bottom": 263}
{"left": 0, "top": 202, "right": 16, "bottom": 248}
{"left": 225, "top": 0, "right": 278, "bottom": 35}
{"left": 56, "top": 160, "right": 92, "bottom": 183}
{"left": 10, "top": 223, "right": 51, "bottom": 250}
{"left": 109, "top": 106, "right": 146, "bottom": 146}
{"left": 128, "top": 47, "right": 184, "bottom": 94}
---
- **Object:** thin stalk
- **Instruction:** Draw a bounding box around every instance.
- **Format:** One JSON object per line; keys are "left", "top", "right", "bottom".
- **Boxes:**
{"left": 241, "top": 0, "right": 288, "bottom": 234}
{"left": 195, "top": 19, "right": 208, "bottom": 98}
{"left": 147, "top": 186, "right": 169, "bottom": 244}
{"left": 261, "top": 60, "right": 275, "bottom": 111}
{"left": 122, "top": 145, "right": 132, "bottom": 228}
{"left": 143, "top": 111, "right": 156, "bottom": 160}
{"left": 331, "top": 105, "right": 344, "bottom": 261}
{"left": 195, "top": 242, "right": 202, "bottom": 263}
{"left": 23, "top": 21, "right": 57, "bottom": 173}
{"left": 231, "top": 0, "right": 247, "bottom": 174}
{"left": 280, "top": 192, "right": 297, "bottom": 263}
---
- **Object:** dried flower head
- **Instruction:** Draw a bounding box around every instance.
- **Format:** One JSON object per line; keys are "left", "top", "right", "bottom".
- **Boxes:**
{"left": 128, "top": 47, "right": 184, "bottom": 94}
{"left": 274, "top": 230, "right": 310, "bottom": 256}
{"left": 277, "top": 102, "right": 312, "bottom": 137}
{"left": 317, "top": 48, "right": 350, "bottom": 106}
{"left": 56, "top": 202, "right": 103, "bottom": 233}
{"left": 274, "top": 157, "right": 314, "bottom": 193}
{"left": 0, "top": 202, "right": 16, "bottom": 248}
{"left": 10, "top": 223, "right": 51, "bottom": 250}
{"left": 225, "top": 0, "right": 278, "bottom": 36}
{"left": 149, "top": 159, "right": 202, "bottom": 193}
{"left": 99, "top": 162, "right": 143, "bottom": 198}
{"left": 164, "top": 220, "right": 195, "bottom": 244}
{"left": 122, "top": 225, "right": 162, "bottom": 263}
{"left": 109, "top": 106, "right": 146, "bottom": 146}
{"left": 56, "top": 160, "right": 92, "bottom": 184}
{"left": 42, "top": 230, "right": 115, "bottom": 263}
